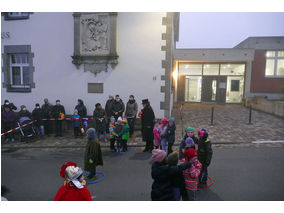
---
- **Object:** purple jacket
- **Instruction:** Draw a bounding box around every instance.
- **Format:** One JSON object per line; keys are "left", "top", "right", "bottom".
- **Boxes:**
{"left": 2, "top": 110, "right": 16, "bottom": 127}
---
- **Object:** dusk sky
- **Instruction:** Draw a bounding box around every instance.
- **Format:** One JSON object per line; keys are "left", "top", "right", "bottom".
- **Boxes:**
{"left": 177, "top": 12, "right": 284, "bottom": 49}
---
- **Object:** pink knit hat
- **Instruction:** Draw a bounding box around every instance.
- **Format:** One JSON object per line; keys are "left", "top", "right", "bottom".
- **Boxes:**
{"left": 161, "top": 118, "right": 168, "bottom": 125}
{"left": 152, "top": 149, "right": 167, "bottom": 162}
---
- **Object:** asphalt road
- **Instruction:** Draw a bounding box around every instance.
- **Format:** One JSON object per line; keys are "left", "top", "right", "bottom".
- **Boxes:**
{"left": 1, "top": 145, "right": 284, "bottom": 201}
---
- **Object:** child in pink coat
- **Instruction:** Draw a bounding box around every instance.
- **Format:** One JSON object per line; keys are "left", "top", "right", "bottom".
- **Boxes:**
{"left": 160, "top": 118, "right": 169, "bottom": 152}
{"left": 183, "top": 148, "right": 202, "bottom": 201}
{"left": 153, "top": 119, "right": 161, "bottom": 149}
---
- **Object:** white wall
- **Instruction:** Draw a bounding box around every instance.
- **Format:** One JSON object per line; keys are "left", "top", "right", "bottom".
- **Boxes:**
{"left": 1, "top": 12, "right": 166, "bottom": 118}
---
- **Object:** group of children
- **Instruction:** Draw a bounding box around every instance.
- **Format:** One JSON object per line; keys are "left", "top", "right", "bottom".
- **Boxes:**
{"left": 151, "top": 126, "right": 213, "bottom": 201}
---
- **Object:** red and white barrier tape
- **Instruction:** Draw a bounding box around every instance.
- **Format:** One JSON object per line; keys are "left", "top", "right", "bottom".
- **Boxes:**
{"left": 1, "top": 117, "right": 93, "bottom": 136}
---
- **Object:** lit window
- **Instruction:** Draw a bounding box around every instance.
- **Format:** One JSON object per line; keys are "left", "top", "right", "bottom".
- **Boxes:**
{"left": 265, "top": 50, "right": 284, "bottom": 77}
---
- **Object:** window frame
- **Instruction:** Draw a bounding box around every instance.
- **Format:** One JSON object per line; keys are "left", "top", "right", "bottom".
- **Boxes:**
{"left": 265, "top": 50, "right": 284, "bottom": 78}
{"left": 3, "top": 12, "right": 31, "bottom": 20}
{"left": 2, "top": 45, "right": 35, "bottom": 93}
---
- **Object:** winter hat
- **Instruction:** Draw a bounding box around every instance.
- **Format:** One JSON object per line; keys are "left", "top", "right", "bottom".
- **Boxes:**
{"left": 185, "top": 126, "right": 194, "bottom": 133}
{"left": 74, "top": 109, "right": 78, "bottom": 114}
{"left": 198, "top": 128, "right": 208, "bottom": 139}
{"left": 169, "top": 117, "right": 175, "bottom": 123}
{"left": 117, "top": 117, "right": 122, "bottom": 122}
{"left": 152, "top": 149, "right": 167, "bottom": 163}
{"left": 60, "top": 162, "right": 84, "bottom": 189}
{"left": 167, "top": 151, "right": 179, "bottom": 166}
{"left": 142, "top": 99, "right": 149, "bottom": 105}
{"left": 161, "top": 118, "right": 168, "bottom": 125}
{"left": 110, "top": 116, "right": 115, "bottom": 122}
{"left": 86, "top": 128, "right": 95, "bottom": 137}
{"left": 35, "top": 103, "right": 40, "bottom": 107}
{"left": 184, "top": 148, "right": 198, "bottom": 160}
{"left": 185, "top": 137, "right": 195, "bottom": 148}
{"left": 122, "top": 120, "right": 128, "bottom": 124}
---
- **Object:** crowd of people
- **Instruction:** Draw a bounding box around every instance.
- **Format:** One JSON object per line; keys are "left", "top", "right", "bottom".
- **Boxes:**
{"left": 2, "top": 96, "right": 213, "bottom": 201}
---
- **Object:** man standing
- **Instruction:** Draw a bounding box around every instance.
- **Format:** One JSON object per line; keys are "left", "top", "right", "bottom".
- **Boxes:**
{"left": 125, "top": 95, "right": 138, "bottom": 137}
{"left": 53, "top": 99, "right": 66, "bottom": 137}
{"left": 105, "top": 95, "right": 114, "bottom": 133}
{"left": 41, "top": 98, "right": 53, "bottom": 136}
{"left": 141, "top": 99, "right": 155, "bottom": 152}
{"left": 111, "top": 95, "right": 125, "bottom": 121}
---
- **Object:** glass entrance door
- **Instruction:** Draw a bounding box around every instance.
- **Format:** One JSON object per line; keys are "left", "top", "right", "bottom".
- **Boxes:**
{"left": 185, "top": 76, "right": 202, "bottom": 102}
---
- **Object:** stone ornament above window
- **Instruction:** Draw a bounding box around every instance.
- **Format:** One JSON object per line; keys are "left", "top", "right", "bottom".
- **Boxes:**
{"left": 72, "top": 12, "right": 118, "bottom": 76}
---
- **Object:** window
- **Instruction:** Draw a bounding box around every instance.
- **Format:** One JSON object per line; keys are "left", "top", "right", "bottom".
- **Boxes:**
{"left": 179, "top": 64, "right": 202, "bottom": 75}
{"left": 265, "top": 50, "right": 284, "bottom": 77}
{"left": 220, "top": 64, "right": 245, "bottom": 75}
{"left": 3, "top": 12, "right": 30, "bottom": 20}
{"left": 2, "top": 45, "right": 35, "bottom": 92}
{"left": 203, "top": 64, "right": 219, "bottom": 75}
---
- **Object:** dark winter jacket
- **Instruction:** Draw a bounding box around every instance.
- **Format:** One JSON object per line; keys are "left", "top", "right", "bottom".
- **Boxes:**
{"left": 2, "top": 110, "right": 16, "bottom": 128}
{"left": 84, "top": 136, "right": 103, "bottom": 172}
{"left": 52, "top": 104, "right": 65, "bottom": 119}
{"left": 75, "top": 99, "right": 87, "bottom": 117}
{"left": 32, "top": 108, "right": 43, "bottom": 126}
{"left": 111, "top": 100, "right": 125, "bottom": 117}
{"left": 41, "top": 103, "right": 53, "bottom": 119}
{"left": 105, "top": 99, "right": 114, "bottom": 117}
{"left": 125, "top": 100, "right": 138, "bottom": 118}
{"left": 197, "top": 138, "right": 213, "bottom": 166}
{"left": 141, "top": 104, "right": 155, "bottom": 128}
{"left": 163, "top": 124, "right": 176, "bottom": 145}
{"left": 179, "top": 134, "right": 198, "bottom": 159}
{"left": 151, "top": 161, "right": 191, "bottom": 201}
{"left": 17, "top": 110, "right": 32, "bottom": 120}
{"left": 93, "top": 108, "right": 106, "bottom": 132}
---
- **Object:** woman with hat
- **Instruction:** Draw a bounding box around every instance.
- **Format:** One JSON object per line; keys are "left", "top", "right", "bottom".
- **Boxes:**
{"left": 141, "top": 99, "right": 155, "bottom": 152}
{"left": 54, "top": 162, "right": 92, "bottom": 201}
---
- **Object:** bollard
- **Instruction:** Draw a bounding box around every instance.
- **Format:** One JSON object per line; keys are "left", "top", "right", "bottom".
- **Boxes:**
{"left": 210, "top": 106, "right": 214, "bottom": 126}
{"left": 248, "top": 105, "right": 253, "bottom": 125}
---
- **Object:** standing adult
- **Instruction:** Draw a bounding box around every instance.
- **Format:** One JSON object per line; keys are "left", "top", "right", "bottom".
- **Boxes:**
{"left": 53, "top": 99, "right": 66, "bottom": 137}
{"left": 2, "top": 105, "right": 17, "bottom": 142}
{"left": 125, "top": 95, "right": 138, "bottom": 137}
{"left": 105, "top": 95, "right": 114, "bottom": 133}
{"left": 84, "top": 128, "right": 103, "bottom": 179}
{"left": 1, "top": 100, "right": 17, "bottom": 112}
{"left": 93, "top": 103, "right": 107, "bottom": 142}
{"left": 141, "top": 99, "right": 155, "bottom": 152}
{"left": 32, "top": 103, "right": 44, "bottom": 136}
{"left": 75, "top": 99, "right": 87, "bottom": 135}
{"left": 42, "top": 98, "right": 53, "bottom": 136}
{"left": 111, "top": 95, "right": 125, "bottom": 121}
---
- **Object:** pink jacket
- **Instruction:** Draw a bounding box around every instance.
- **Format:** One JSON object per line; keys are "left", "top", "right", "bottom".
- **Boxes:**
{"left": 160, "top": 125, "right": 168, "bottom": 141}
{"left": 153, "top": 125, "right": 161, "bottom": 147}
{"left": 183, "top": 158, "right": 202, "bottom": 191}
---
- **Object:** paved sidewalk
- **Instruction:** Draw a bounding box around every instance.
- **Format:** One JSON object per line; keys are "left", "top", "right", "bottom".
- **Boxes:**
{"left": 172, "top": 103, "right": 284, "bottom": 143}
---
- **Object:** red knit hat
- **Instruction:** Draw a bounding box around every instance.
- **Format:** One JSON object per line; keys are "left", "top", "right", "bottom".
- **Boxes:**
{"left": 184, "top": 148, "right": 198, "bottom": 160}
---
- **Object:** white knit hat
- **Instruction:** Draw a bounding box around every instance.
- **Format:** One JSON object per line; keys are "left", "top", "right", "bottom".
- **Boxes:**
{"left": 65, "top": 166, "right": 84, "bottom": 189}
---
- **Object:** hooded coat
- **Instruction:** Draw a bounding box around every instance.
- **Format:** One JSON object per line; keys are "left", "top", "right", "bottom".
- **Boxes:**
{"left": 197, "top": 137, "right": 213, "bottom": 166}
{"left": 151, "top": 161, "right": 191, "bottom": 201}
{"left": 84, "top": 137, "right": 103, "bottom": 172}
{"left": 125, "top": 100, "right": 138, "bottom": 118}
{"left": 75, "top": 99, "right": 87, "bottom": 117}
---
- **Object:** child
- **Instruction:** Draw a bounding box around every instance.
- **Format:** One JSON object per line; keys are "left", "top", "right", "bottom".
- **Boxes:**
{"left": 115, "top": 117, "right": 123, "bottom": 152}
{"left": 179, "top": 126, "right": 198, "bottom": 159}
{"left": 167, "top": 151, "right": 187, "bottom": 201}
{"left": 183, "top": 148, "right": 202, "bottom": 201}
{"left": 197, "top": 128, "right": 213, "bottom": 186}
{"left": 165, "top": 117, "right": 176, "bottom": 155}
{"left": 153, "top": 119, "right": 161, "bottom": 149}
{"left": 119, "top": 119, "right": 130, "bottom": 152}
{"left": 71, "top": 109, "right": 82, "bottom": 138}
{"left": 109, "top": 116, "right": 116, "bottom": 151}
{"left": 160, "top": 118, "right": 169, "bottom": 152}
{"left": 151, "top": 149, "right": 191, "bottom": 201}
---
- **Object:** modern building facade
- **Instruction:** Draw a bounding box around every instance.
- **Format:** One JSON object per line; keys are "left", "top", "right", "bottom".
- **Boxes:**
{"left": 173, "top": 37, "right": 284, "bottom": 104}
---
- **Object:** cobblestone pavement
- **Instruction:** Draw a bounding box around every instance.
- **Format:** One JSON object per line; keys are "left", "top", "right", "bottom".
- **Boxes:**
{"left": 172, "top": 103, "right": 284, "bottom": 143}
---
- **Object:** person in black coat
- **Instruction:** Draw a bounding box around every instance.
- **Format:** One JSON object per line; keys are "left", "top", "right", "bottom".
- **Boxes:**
{"left": 17, "top": 105, "right": 32, "bottom": 120}
{"left": 75, "top": 99, "right": 87, "bottom": 136}
{"left": 52, "top": 100, "right": 66, "bottom": 137}
{"left": 2, "top": 100, "right": 17, "bottom": 112}
{"left": 164, "top": 117, "right": 176, "bottom": 155}
{"left": 151, "top": 149, "right": 191, "bottom": 201}
{"left": 179, "top": 126, "right": 198, "bottom": 159}
{"left": 141, "top": 99, "right": 155, "bottom": 152}
{"left": 41, "top": 98, "right": 53, "bottom": 136}
{"left": 111, "top": 95, "right": 125, "bottom": 121}
{"left": 197, "top": 128, "right": 213, "bottom": 186}
{"left": 105, "top": 95, "right": 114, "bottom": 133}
{"left": 32, "top": 103, "right": 44, "bottom": 136}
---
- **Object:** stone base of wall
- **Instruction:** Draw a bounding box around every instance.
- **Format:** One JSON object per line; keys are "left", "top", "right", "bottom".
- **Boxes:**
{"left": 246, "top": 96, "right": 284, "bottom": 118}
